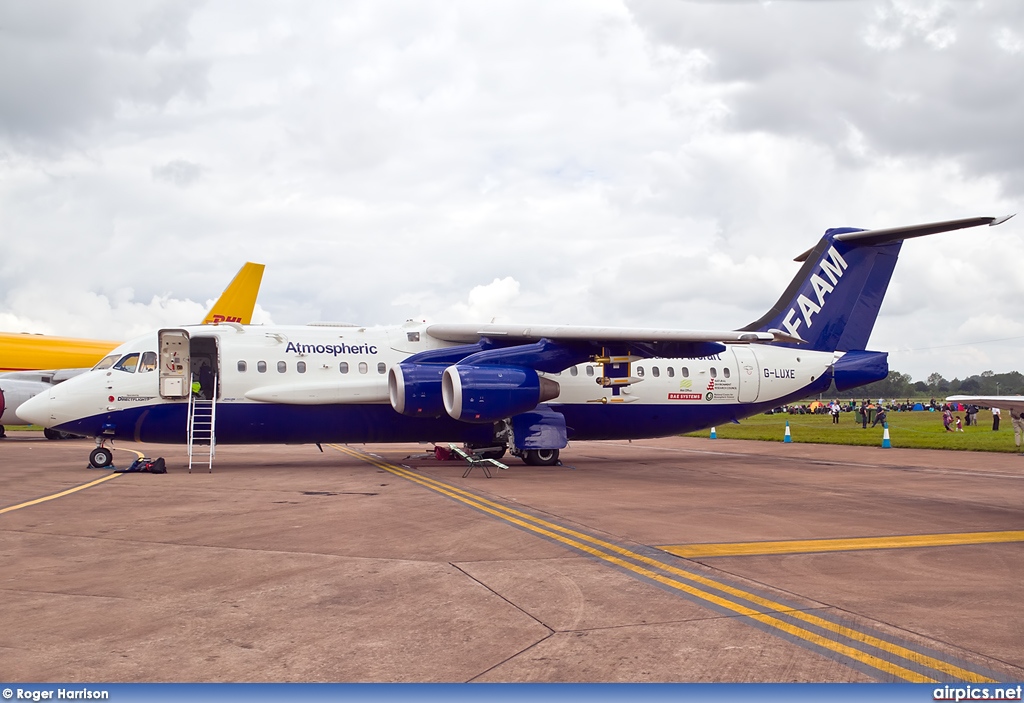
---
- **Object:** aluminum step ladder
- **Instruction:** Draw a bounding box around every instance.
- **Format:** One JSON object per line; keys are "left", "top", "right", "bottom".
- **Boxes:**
{"left": 187, "top": 375, "right": 218, "bottom": 473}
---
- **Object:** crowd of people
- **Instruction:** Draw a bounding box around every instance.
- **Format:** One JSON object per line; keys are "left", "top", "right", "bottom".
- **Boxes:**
{"left": 769, "top": 398, "right": 995, "bottom": 432}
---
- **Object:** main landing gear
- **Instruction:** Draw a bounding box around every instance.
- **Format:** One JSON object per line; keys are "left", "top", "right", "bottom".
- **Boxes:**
{"left": 466, "top": 444, "right": 561, "bottom": 466}
{"left": 521, "top": 448, "right": 560, "bottom": 466}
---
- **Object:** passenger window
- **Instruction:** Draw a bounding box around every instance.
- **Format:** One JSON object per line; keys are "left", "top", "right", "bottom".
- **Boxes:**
{"left": 377, "top": 362, "right": 386, "bottom": 374}
{"left": 407, "top": 332, "right": 420, "bottom": 342}
{"left": 652, "top": 366, "right": 660, "bottom": 378}
{"left": 138, "top": 352, "right": 157, "bottom": 373}
{"left": 682, "top": 367, "right": 689, "bottom": 378}
{"left": 93, "top": 354, "right": 120, "bottom": 370}
{"left": 710, "top": 367, "right": 717, "bottom": 378}
{"left": 297, "top": 361, "right": 306, "bottom": 373}
{"left": 724, "top": 367, "right": 731, "bottom": 379}
{"left": 586, "top": 366, "right": 594, "bottom": 377}
{"left": 257, "top": 361, "right": 267, "bottom": 373}
{"left": 340, "top": 362, "right": 349, "bottom": 374}
{"left": 359, "top": 362, "right": 368, "bottom": 374}
{"left": 237, "top": 361, "right": 247, "bottom": 372}
{"left": 667, "top": 367, "right": 675, "bottom": 378}
{"left": 278, "top": 361, "right": 287, "bottom": 373}
{"left": 637, "top": 367, "right": 645, "bottom": 377}
{"left": 113, "top": 353, "right": 140, "bottom": 373}
{"left": 570, "top": 367, "right": 578, "bottom": 377}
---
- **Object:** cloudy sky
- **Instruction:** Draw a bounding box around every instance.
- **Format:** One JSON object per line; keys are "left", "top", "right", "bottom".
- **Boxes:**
{"left": 1, "top": 0, "right": 1022, "bottom": 382}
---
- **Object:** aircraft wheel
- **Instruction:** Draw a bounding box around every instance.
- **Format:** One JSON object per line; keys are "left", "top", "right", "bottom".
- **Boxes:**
{"left": 479, "top": 446, "right": 507, "bottom": 460}
{"left": 44, "top": 428, "right": 62, "bottom": 440}
{"left": 89, "top": 447, "right": 114, "bottom": 468}
{"left": 522, "top": 448, "right": 559, "bottom": 466}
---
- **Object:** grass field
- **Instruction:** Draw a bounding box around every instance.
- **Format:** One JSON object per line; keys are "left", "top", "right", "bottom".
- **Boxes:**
{"left": 6, "top": 412, "right": 1019, "bottom": 453}
{"left": 685, "top": 408, "right": 1023, "bottom": 453}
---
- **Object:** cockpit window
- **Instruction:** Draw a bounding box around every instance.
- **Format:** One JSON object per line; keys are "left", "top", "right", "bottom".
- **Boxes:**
{"left": 113, "top": 353, "right": 140, "bottom": 373}
{"left": 93, "top": 354, "right": 119, "bottom": 371}
{"left": 138, "top": 351, "right": 157, "bottom": 373}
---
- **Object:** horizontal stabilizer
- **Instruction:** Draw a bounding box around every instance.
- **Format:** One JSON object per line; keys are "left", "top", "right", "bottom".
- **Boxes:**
{"left": 794, "top": 215, "right": 1013, "bottom": 262}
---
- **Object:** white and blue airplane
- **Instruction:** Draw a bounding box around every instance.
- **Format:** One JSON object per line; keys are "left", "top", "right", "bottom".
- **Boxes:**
{"left": 17, "top": 215, "right": 1013, "bottom": 469}
{"left": 0, "top": 370, "right": 85, "bottom": 440}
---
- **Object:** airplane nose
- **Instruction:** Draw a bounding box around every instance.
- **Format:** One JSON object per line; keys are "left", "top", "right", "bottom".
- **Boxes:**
{"left": 16, "top": 390, "right": 53, "bottom": 427}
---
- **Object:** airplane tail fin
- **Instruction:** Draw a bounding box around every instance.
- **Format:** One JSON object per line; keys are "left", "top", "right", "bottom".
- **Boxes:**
{"left": 202, "top": 262, "right": 266, "bottom": 325}
{"left": 741, "top": 216, "right": 1012, "bottom": 352}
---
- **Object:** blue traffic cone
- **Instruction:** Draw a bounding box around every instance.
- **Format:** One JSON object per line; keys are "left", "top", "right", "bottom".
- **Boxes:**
{"left": 784, "top": 420, "right": 792, "bottom": 443}
{"left": 882, "top": 422, "right": 891, "bottom": 449}
{"left": 710, "top": 426, "right": 717, "bottom": 439}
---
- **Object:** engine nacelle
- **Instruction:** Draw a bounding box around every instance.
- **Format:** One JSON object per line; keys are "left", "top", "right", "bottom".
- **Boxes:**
{"left": 442, "top": 364, "right": 560, "bottom": 423}
{"left": 389, "top": 363, "right": 446, "bottom": 417}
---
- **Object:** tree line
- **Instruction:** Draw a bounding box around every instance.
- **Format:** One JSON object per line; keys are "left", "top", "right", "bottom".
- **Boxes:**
{"left": 823, "top": 369, "right": 1024, "bottom": 400}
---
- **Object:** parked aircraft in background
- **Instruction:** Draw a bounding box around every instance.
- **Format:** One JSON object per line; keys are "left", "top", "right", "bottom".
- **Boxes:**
{"left": 0, "top": 262, "right": 265, "bottom": 439}
{"left": 0, "top": 334, "right": 120, "bottom": 374}
{"left": 17, "top": 216, "right": 1013, "bottom": 469}
{"left": 947, "top": 394, "right": 1024, "bottom": 452}
{"left": 0, "top": 262, "right": 265, "bottom": 373}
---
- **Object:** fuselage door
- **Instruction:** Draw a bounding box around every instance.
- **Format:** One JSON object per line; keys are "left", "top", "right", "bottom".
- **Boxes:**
{"left": 159, "top": 329, "right": 190, "bottom": 398}
{"left": 732, "top": 346, "right": 761, "bottom": 403}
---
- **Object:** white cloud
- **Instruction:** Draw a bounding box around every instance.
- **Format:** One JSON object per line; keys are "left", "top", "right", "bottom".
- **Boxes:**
{"left": 1, "top": 0, "right": 1022, "bottom": 382}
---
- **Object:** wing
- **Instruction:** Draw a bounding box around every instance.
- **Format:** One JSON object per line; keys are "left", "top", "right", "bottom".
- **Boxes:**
{"left": 426, "top": 323, "right": 790, "bottom": 345}
{"left": 947, "top": 395, "right": 1024, "bottom": 417}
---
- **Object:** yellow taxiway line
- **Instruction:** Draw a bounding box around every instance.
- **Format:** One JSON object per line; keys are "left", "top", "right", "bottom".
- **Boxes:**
{"left": 659, "top": 531, "right": 1024, "bottom": 558}
{"left": 329, "top": 444, "right": 998, "bottom": 684}
{"left": 0, "top": 473, "right": 122, "bottom": 515}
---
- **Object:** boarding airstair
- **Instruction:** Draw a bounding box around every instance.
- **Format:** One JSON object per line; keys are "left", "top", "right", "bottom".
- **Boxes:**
{"left": 187, "top": 375, "right": 218, "bottom": 473}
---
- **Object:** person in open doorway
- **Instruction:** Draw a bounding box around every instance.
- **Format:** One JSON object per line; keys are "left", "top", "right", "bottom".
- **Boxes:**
{"left": 992, "top": 407, "right": 1000, "bottom": 431}
{"left": 199, "top": 362, "right": 214, "bottom": 400}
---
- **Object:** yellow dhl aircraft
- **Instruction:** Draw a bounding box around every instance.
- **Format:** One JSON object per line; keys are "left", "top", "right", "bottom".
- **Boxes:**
{"left": 0, "top": 262, "right": 265, "bottom": 373}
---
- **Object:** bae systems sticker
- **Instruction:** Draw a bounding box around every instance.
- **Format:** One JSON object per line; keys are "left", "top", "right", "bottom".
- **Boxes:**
{"left": 668, "top": 392, "right": 703, "bottom": 401}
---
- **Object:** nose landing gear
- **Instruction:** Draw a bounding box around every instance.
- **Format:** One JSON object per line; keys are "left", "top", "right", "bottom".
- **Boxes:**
{"left": 89, "top": 442, "right": 114, "bottom": 468}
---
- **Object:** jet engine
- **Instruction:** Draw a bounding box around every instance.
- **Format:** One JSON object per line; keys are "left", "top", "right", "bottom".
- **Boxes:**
{"left": 389, "top": 363, "right": 446, "bottom": 417}
{"left": 442, "top": 365, "right": 560, "bottom": 423}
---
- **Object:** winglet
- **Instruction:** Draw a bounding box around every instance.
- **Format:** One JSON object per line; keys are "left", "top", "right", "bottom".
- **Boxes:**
{"left": 202, "top": 262, "right": 266, "bottom": 325}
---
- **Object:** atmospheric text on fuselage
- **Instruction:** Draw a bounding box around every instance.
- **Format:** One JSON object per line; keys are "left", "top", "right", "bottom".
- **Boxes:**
{"left": 284, "top": 342, "right": 379, "bottom": 356}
